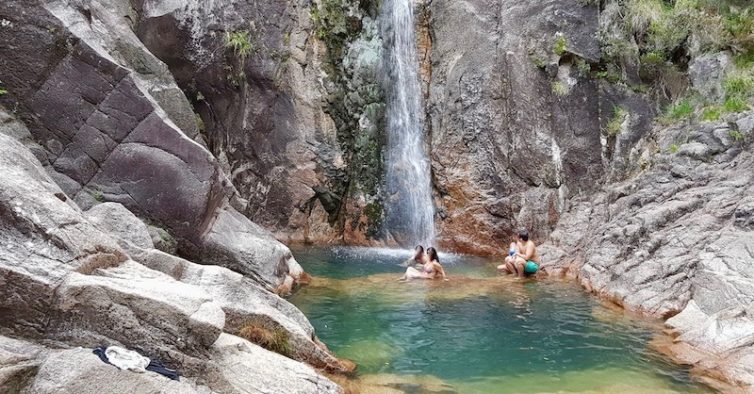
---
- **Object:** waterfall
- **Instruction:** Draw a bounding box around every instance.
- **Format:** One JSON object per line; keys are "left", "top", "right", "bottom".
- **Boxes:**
{"left": 381, "top": 0, "right": 435, "bottom": 247}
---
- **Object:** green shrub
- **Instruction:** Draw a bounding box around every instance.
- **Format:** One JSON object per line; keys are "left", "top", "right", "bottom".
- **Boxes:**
{"left": 723, "top": 73, "right": 754, "bottom": 98}
{"left": 576, "top": 59, "right": 591, "bottom": 77}
{"left": 605, "top": 106, "right": 628, "bottom": 136}
{"left": 701, "top": 106, "right": 722, "bottom": 121}
{"left": 668, "top": 143, "right": 680, "bottom": 153}
{"left": 554, "top": 34, "right": 568, "bottom": 56}
{"left": 723, "top": 96, "right": 750, "bottom": 112}
{"left": 551, "top": 81, "right": 568, "bottom": 96}
{"left": 664, "top": 100, "right": 695, "bottom": 121}
{"left": 530, "top": 55, "right": 547, "bottom": 69}
{"left": 729, "top": 130, "right": 745, "bottom": 142}
{"left": 225, "top": 30, "right": 254, "bottom": 60}
{"left": 0, "top": 87, "right": 6, "bottom": 96}
{"left": 640, "top": 51, "right": 666, "bottom": 66}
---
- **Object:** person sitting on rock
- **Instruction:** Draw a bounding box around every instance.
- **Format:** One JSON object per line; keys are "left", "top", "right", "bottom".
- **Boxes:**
{"left": 399, "top": 247, "right": 449, "bottom": 281}
{"left": 498, "top": 229, "right": 540, "bottom": 277}
{"left": 400, "top": 245, "right": 427, "bottom": 267}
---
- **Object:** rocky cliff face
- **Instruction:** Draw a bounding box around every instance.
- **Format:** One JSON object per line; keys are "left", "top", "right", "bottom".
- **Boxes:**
{"left": 424, "top": 0, "right": 603, "bottom": 253}
{"left": 0, "top": 0, "right": 348, "bottom": 392}
{"left": 538, "top": 103, "right": 754, "bottom": 389}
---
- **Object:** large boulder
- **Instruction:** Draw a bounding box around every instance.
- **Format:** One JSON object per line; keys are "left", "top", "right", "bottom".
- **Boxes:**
{"left": 0, "top": 131, "right": 342, "bottom": 392}
{"left": 0, "top": 0, "right": 304, "bottom": 289}
{"left": 131, "top": 0, "right": 352, "bottom": 245}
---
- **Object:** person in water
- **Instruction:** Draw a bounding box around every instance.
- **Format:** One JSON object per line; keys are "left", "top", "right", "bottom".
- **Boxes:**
{"left": 498, "top": 229, "right": 540, "bottom": 277}
{"left": 399, "top": 247, "right": 449, "bottom": 281}
{"left": 400, "top": 245, "right": 427, "bottom": 268}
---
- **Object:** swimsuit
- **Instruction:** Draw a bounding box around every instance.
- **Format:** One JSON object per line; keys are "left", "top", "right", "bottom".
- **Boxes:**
{"left": 524, "top": 261, "right": 539, "bottom": 275}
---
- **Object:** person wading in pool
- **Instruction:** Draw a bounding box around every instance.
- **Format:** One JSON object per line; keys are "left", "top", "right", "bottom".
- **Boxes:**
{"left": 498, "top": 229, "right": 540, "bottom": 277}
{"left": 400, "top": 245, "right": 427, "bottom": 268}
{"left": 398, "top": 247, "right": 449, "bottom": 281}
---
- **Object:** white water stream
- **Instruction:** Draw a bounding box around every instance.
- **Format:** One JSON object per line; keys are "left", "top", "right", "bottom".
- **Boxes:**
{"left": 382, "top": 0, "right": 435, "bottom": 247}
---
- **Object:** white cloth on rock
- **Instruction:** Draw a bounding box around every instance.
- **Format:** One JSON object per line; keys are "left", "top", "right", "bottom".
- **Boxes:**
{"left": 105, "top": 346, "right": 150, "bottom": 373}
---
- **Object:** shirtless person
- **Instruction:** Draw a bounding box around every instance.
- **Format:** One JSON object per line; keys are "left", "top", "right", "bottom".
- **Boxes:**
{"left": 498, "top": 229, "right": 540, "bottom": 277}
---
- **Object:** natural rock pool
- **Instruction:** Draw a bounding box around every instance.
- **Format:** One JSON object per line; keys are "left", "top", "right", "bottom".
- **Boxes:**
{"left": 290, "top": 247, "right": 712, "bottom": 393}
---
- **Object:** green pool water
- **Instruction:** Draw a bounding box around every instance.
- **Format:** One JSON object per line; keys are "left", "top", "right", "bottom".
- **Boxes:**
{"left": 289, "top": 247, "right": 712, "bottom": 393}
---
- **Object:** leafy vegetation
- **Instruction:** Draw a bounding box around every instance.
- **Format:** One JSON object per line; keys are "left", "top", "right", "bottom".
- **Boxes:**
{"left": 530, "top": 54, "right": 547, "bottom": 69}
{"left": 723, "top": 96, "right": 749, "bottom": 112}
{"left": 551, "top": 81, "right": 568, "bottom": 96}
{"left": 576, "top": 58, "right": 592, "bottom": 77}
{"left": 0, "top": 87, "right": 6, "bottom": 96}
{"left": 729, "top": 129, "right": 745, "bottom": 142}
{"left": 663, "top": 100, "right": 694, "bottom": 122}
{"left": 668, "top": 143, "right": 680, "bottom": 153}
{"left": 605, "top": 106, "right": 628, "bottom": 136}
{"left": 553, "top": 33, "right": 568, "bottom": 56}
{"left": 701, "top": 106, "right": 722, "bottom": 121}
{"left": 224, "top": 30, "right": 254, "bottom": 60}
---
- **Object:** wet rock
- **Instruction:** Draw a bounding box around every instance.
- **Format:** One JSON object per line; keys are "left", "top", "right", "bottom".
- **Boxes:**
{"left": 207, "top": 334, "right": 342, "bottom": 394}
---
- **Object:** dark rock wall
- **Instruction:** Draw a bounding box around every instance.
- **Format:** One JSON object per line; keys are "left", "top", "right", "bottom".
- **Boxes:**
{"left": 425, "top": 0, "right": 603, "bottom": 253}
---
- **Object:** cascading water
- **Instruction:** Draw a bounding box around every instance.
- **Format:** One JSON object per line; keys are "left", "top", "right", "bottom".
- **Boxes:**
{"left": 381, "top": 0, "right": 436, "bottom": 247}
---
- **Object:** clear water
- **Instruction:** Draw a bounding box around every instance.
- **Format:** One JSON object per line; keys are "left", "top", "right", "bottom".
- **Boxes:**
{"left": 382, "top": 0, "right": 436, "bottom": 246}
{"left": 290, "top": 247, "right": 712, "bottom": 393}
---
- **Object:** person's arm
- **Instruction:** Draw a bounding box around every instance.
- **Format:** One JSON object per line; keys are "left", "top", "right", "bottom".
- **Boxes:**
{"left": 435, "top": 262, "right": 449, "bottom": 281}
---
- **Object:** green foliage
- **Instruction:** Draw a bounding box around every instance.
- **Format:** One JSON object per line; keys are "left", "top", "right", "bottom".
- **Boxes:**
{"left": 734, "top": 51, "right": 754, "bottom": 68}
{"left": 640, "top": 51, "right": 666, "bottom": 66}
{"left": 551, "top": 81, "right": 568, "bottom": 96}
{"left": 723, "top": 73, "right": 754, "bottom": 98}
{"left": 668, "top": 143, "right": 680, "bottom": 153}
{"left": 576, "top": 58, "right": 591, "bottom": 77}
{"left": 283, "top": 31, "right": 291, "bottom": 46}
{"left": 701, "top": 106, "right": 722, "bottom": 121}
{"left": 594, "top": 69, "right": 624, "bottom": 84}
{"left": 553, "top": 34, "right": 568, "bottom": 56}
{"left": 0, "top": 87, "right": 6, "bottom": 96}
{"left": 530, "top": 55, "right": 547, "bottom": 70}
{"left": 364, "top": 202, "right": 384, "bottom": 238}
{"left": 729, "top": 129, "right": 745, "bottom": 142}
{"left": 90, "top": 189, "right": 105, "bottom": 203}
{"left": 662, "top": 100, "right": 695, "bottom": 124}
{"left": 224, "top": 30, "right": 254, "bottom": 60}
{"left": 723, "top": 96, "right": 750, "bottom": 112}
{"left": 605, "top": 106, "right": 628, "bottom": 136}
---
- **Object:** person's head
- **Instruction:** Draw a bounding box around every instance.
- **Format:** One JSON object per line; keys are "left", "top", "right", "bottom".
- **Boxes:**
{"left": 413, "top": 245, "right": 425, "bottom": 261}
{"left": 517, "top": 229, "right": 529, "bottom": 242}
{"left": 427, "top": 247, "right": 439, "bottom": 263}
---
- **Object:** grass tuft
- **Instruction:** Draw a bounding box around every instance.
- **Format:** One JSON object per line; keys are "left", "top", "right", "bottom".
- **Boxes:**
{"left": 239, "top": 324, "right": 293, "bottom": 357}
